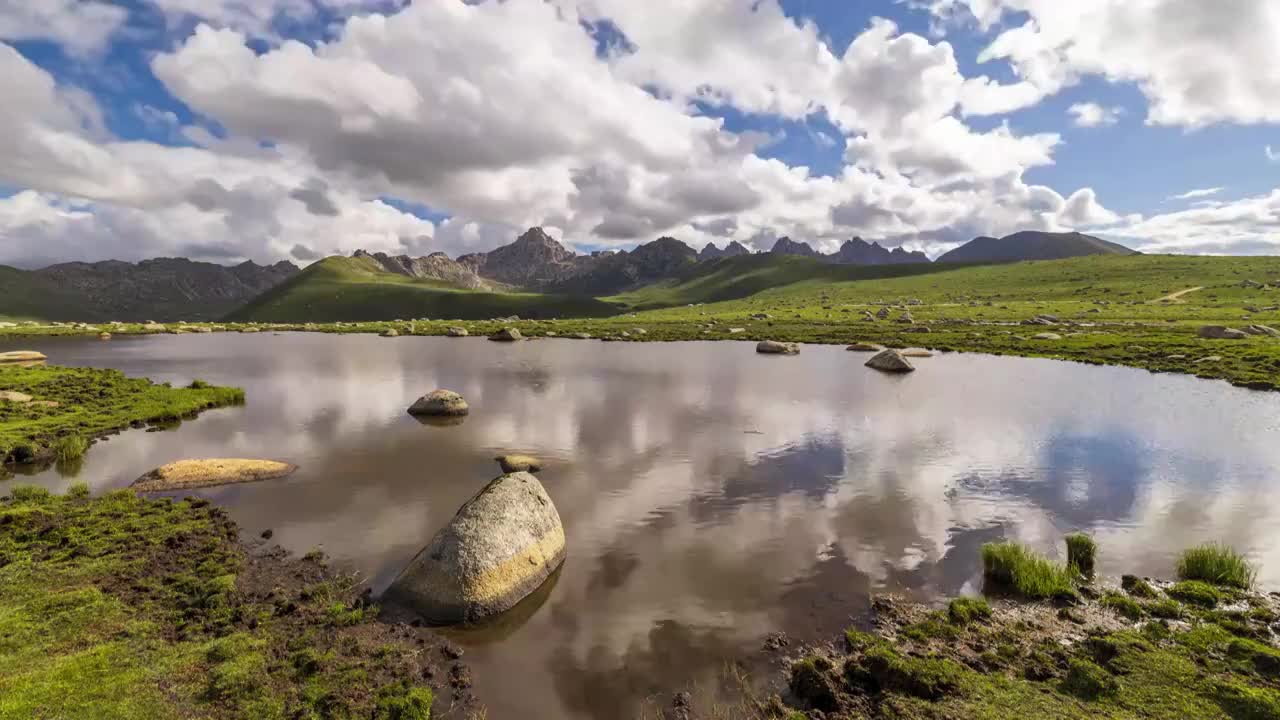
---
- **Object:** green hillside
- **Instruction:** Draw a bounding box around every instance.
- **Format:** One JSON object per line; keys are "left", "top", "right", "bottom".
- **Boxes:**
{"left": 0, "top": 266, "right": 84, "bottom": 321}
{"left": 227, "top": 255, "right": 621, "bottom": 322}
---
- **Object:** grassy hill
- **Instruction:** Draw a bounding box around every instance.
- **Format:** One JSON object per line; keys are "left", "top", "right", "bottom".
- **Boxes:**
{"left": 936, "top": 231, "right": 1138, "bottom": 264}
{"left": 0, "top": 266, "right": 85, "bottom": 322}
{"left": 227, "top": 255, "right": 621, "bottom": 322}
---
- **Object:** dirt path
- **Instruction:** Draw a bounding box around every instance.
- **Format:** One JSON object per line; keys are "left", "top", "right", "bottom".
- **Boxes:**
{"left": 1150, "top": 286, "right": 1204, "bottom": 303}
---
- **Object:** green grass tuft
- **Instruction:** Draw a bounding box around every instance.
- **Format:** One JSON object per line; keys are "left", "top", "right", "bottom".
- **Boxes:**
{"left": 1062, "top": 658, "right": 1120, "bottom": 699}
{"left": 1168, "top": 580, "right": 1223, "bottom": 608}
{"left": 1064, "top": 533, "right": 1097, "bottom": 579}
{"left": 948, "top": 597, "right": 993, "bottom": 626}
{"left": 50, "top": 434, "right": 88, "bottom": 462}
{"left": 1100, "top": 592, "right": 1145, "bottom": 621}
{"left": 1177, "top": 543, "right": 1257, "bottom": 589}
{"left": 981, "top": 542, "right": 1077, "bottom": 600}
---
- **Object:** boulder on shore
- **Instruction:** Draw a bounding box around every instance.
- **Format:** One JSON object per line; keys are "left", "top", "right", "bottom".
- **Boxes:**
{"left": 387, "top": 471, "right": 566, "bottom": 624}
{"left": 132, "top": 459, "right": 297, "bottom": 492}
{"left": 1198, "top": 325, "right": 1248, "bottom": 340}
{"left": 496, "top": 454, "right": 542, "bottom": 473}
{"left": 489, "top": 328, "right": 523, "bottom": 342}
{"left": 0, "top": 351, "right": 47, "bottom": 364}
{"left": 865, "top": 349, "right": 915, "bottom": 373}
{"left": 381, "top": 328, "right": 400, "bottom": 338}
{"left": 446, "top": 327, "right": 469, "bottom": 337}
{"left": 756, "top": 340, "right": 799, "bottom": 355}
{"left": 408, "top": 390, "right": 469, "bottom": 417}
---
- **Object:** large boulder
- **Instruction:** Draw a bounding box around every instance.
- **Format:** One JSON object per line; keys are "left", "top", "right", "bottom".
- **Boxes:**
{"left": 408, "top": 390, "right": 469, "bottom": 417}
{"left": 756, "top": 340, "right": 799, "bottom": 355}
{"left": 1198, "top": 325, "right": 1248, "bottom": 340}
{"left": 489, "top": 327, "right": 523, "bottom": 342}
{"left": 132, "top": 459, "right": 296, "bottom": 492}
{"left": 865, "top": 349, "right": 915, "bottom": 373}
{"left": 387, "top": 472, "right": 566, "bottom": 624}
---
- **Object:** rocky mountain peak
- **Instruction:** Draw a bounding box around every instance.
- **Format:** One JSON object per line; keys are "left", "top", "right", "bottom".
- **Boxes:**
{"left": 770, "top": 237, "right": 818, "bottom": 257}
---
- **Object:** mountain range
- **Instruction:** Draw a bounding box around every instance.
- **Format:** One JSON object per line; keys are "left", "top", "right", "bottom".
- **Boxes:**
{"left": 1, "top": 229, "right": 1135, "bottom": 322}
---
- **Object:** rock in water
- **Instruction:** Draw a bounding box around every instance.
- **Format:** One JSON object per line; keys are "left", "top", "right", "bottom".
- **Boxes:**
{"left": 132, "top": 459, "right": 296, "bottom": 491}
{"left": 1198, "top": 325, "right": 1248, "bottom": 340}
{"left": 381, "top": 328, "right": 400, "bottom": 338}
{"left": 496, "top": 454, "right": 542, "bottom": 473}
{"left": 447, "top": 327, "right": 469, "bottom": 337}
{"left": 489, "top": 327, "right": 523, "bottom": 342}
{"left": 756, "top": 340, "right": 799, "bottom": 355}
{"left": 846, "top": 342, "right": 884, "bottom": 352}
{"left": 865, "top": 349, "right": 915, "bottom": 373}
{"left": 408, "top": 390, "right": 469, "bottom": 417}
{"left": 0, "top": 351, "right": 47, "bottom": 363}
{"left": 388, "top": 472, "right": 566, "bottom": 624}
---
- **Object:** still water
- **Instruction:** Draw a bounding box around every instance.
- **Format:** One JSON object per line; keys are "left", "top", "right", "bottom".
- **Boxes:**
{"left": 4, "top": 333, "right": 1280, "bottom": 718}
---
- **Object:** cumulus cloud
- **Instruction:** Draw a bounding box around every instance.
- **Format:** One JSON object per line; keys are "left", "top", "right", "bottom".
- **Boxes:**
{"left": 1267, "top": 146, "right": 1280, "bottom": 163}
{"left": 1068, "top": 102, "right": 1122, "bottom": 127}
{"left": 1109, "top": 189, "right": 1280, "bottom": 255}
{"left": 930, "top": 0, "right": 1280, "bottom": 128}
{"left": 0, "top": 0, "right": 128, "bottom": 55}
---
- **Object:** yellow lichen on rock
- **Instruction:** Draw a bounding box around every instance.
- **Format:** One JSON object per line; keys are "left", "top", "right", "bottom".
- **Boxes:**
{"left": 132, "top": 458, "right": 297, "bottom": 492}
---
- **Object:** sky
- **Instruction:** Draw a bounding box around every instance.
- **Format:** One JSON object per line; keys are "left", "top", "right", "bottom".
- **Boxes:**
{"left": 0, "top": 0, "right": 1278, "bottom": 268}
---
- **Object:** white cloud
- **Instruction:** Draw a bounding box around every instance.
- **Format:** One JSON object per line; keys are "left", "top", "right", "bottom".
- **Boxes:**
{"left": 1068, "top": 102, "right": 1122, "bottom": 128}
{"left": 1167, "top": 187, "right": 1224, "bottom": 202}
{"left": 0, "top": 0, "right": 128, "bottom": 55}
{"left": 1110, "top": 189, "right": 1280, "bottom": 255}
{"left": 1267, "top": 145, "right": 1280, "bottom": 163}
{"left": 930, "top": 0, "right": 1280, "bottom": 128}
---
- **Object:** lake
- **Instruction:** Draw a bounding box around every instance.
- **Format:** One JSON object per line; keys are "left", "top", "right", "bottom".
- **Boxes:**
{"left": 3, "top": 333, "right": 1279, "bottom": 719}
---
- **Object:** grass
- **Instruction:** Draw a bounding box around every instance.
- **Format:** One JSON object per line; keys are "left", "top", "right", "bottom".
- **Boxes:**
{"left": 0, "top": 365, "right": 245, "bottom": 466}
{"left": 980, "top": 541, "right": 1077, "bottom": 600}
{"left": 1177, "top": 543, "right": 1257, "bottom": 589}
{"left": 771, "top": 537, "right": 1280, "bottom": 720}
{"left": 0, "top": 487, "right": 443, "bottom": 719}
{"left": 1065, "top": 533, "right": 1098, "bottom": 579}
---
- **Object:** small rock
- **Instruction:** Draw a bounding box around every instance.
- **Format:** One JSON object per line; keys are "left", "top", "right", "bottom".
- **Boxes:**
{"left": 0, "top": 351, "right": 47, "bottom": 364}
{"left": 408, "top": 390, "right": 470, "bottom": 417}
{"left": 845, "top": 342, "right": 883, "bottom": 352}
{"left": 381, "top": 328, "right": 400, "bottom": 338}
{"left": 261, "top": 529, "right": 274, "bottom": 539}
{"left": 446, "top": 327, "right": 469, "bottom": 337}
{"left": 489, "top": 327, "right": 523, "bottom": 342}
{"left": 1244, "top": 324, "right": 1280, "bottom": 337}
{"left": 902, "top": 326, "right": 931, "bottom": 334}
{"left": 1033, "top": 332, "right": 1063, "bottom": 340}
{"left": 0, "top": 390, "right": 34, "bottom": 403}
{"left": 1198, "top": 325, "right": 1248, "bottom": 340}
{"left": 865, "top": 349, "right": 915, "bottom": 373}
{"left": 728, "top": 327, "right": 746, "bottom": 334}
{"left": 496, "top": 454, "right": 542, "bottom": 473}
{"left": 756, "top": 340, "right": 799, "bottom": 355}
{"left": 900, "top": 348, "right": 934, "bottom": 358}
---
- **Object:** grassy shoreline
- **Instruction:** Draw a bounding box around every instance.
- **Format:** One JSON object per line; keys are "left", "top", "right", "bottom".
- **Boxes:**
{"left": 709, "top": 538, "right": 1280, "bottom": 720}
{"left": 0, "top": 487, "right": 472, "bottom": 719}
{"left": 0, "top": 364, "right": 245, "bottom": 468}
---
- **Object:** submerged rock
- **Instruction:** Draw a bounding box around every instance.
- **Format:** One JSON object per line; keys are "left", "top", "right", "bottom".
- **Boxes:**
{"left": 489, "top": 327, "right": 523, "bottom": 342}
{"left": 387, "top": 471, "right": 566, "bottom": 624}
{"left": 846, "top": 342, "right": 884, "bottom": 352}
{"left": 865, "top": 349, "right": 915, "bottom": 373}
{"left": 132, "top": 459, "right": 297, "bottom": 492}
{"left": 496, "top": 454, "right": 542, "bottom": 473}
{"left": 98, "top": 332, "right": 112, "bottom": 340}
{"left": 757, "top": 340, "right": 799, "bottom": 355}
{"left": 446, "top": 327, "right": 469, "bottom": 338}
{"left": 0, "top": 351, "right": 47, "bottom": 364}
{"left": 408, "top": 390, "right": 469, "bottom": 417}
{"left": 900, "top": 348, "right": 934, "bottom": 358}
{"left": 1198, "top": 325, "right": 1247, "bottom": 340}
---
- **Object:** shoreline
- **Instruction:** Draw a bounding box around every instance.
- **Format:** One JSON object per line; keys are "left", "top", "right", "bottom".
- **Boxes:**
{"left": 4, "top": 318, "right": 1278, "bottom": 394}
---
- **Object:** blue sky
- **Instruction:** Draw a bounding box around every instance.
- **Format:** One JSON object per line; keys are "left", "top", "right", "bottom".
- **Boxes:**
{"left": 0, "top": 0, "right": 1277, "bottom": 266}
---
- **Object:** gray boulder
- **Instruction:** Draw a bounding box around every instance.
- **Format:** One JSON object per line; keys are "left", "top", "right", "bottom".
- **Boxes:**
{"left": 489, "top": 327, "right": 523, "bottom": 342}
{"left": 446, "top": 327, "right": 469, "bottom": 337}
{"left": 1198, "top": 325, "right": 1248, "bottom": 340}
{"left": 756, "top": 340, "right": 799, "bottom": 355}
{"left": 1243, "top": 324, "right": 1280, "bottom": 337}
{"left": 865, "top": 349, "right": 915, "bottom": 373}
{"left": 387, "top": 472, "right": 566, "bottom": 624}
{"left": 408, "top": 390, "right": 470, "bottom": 417}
